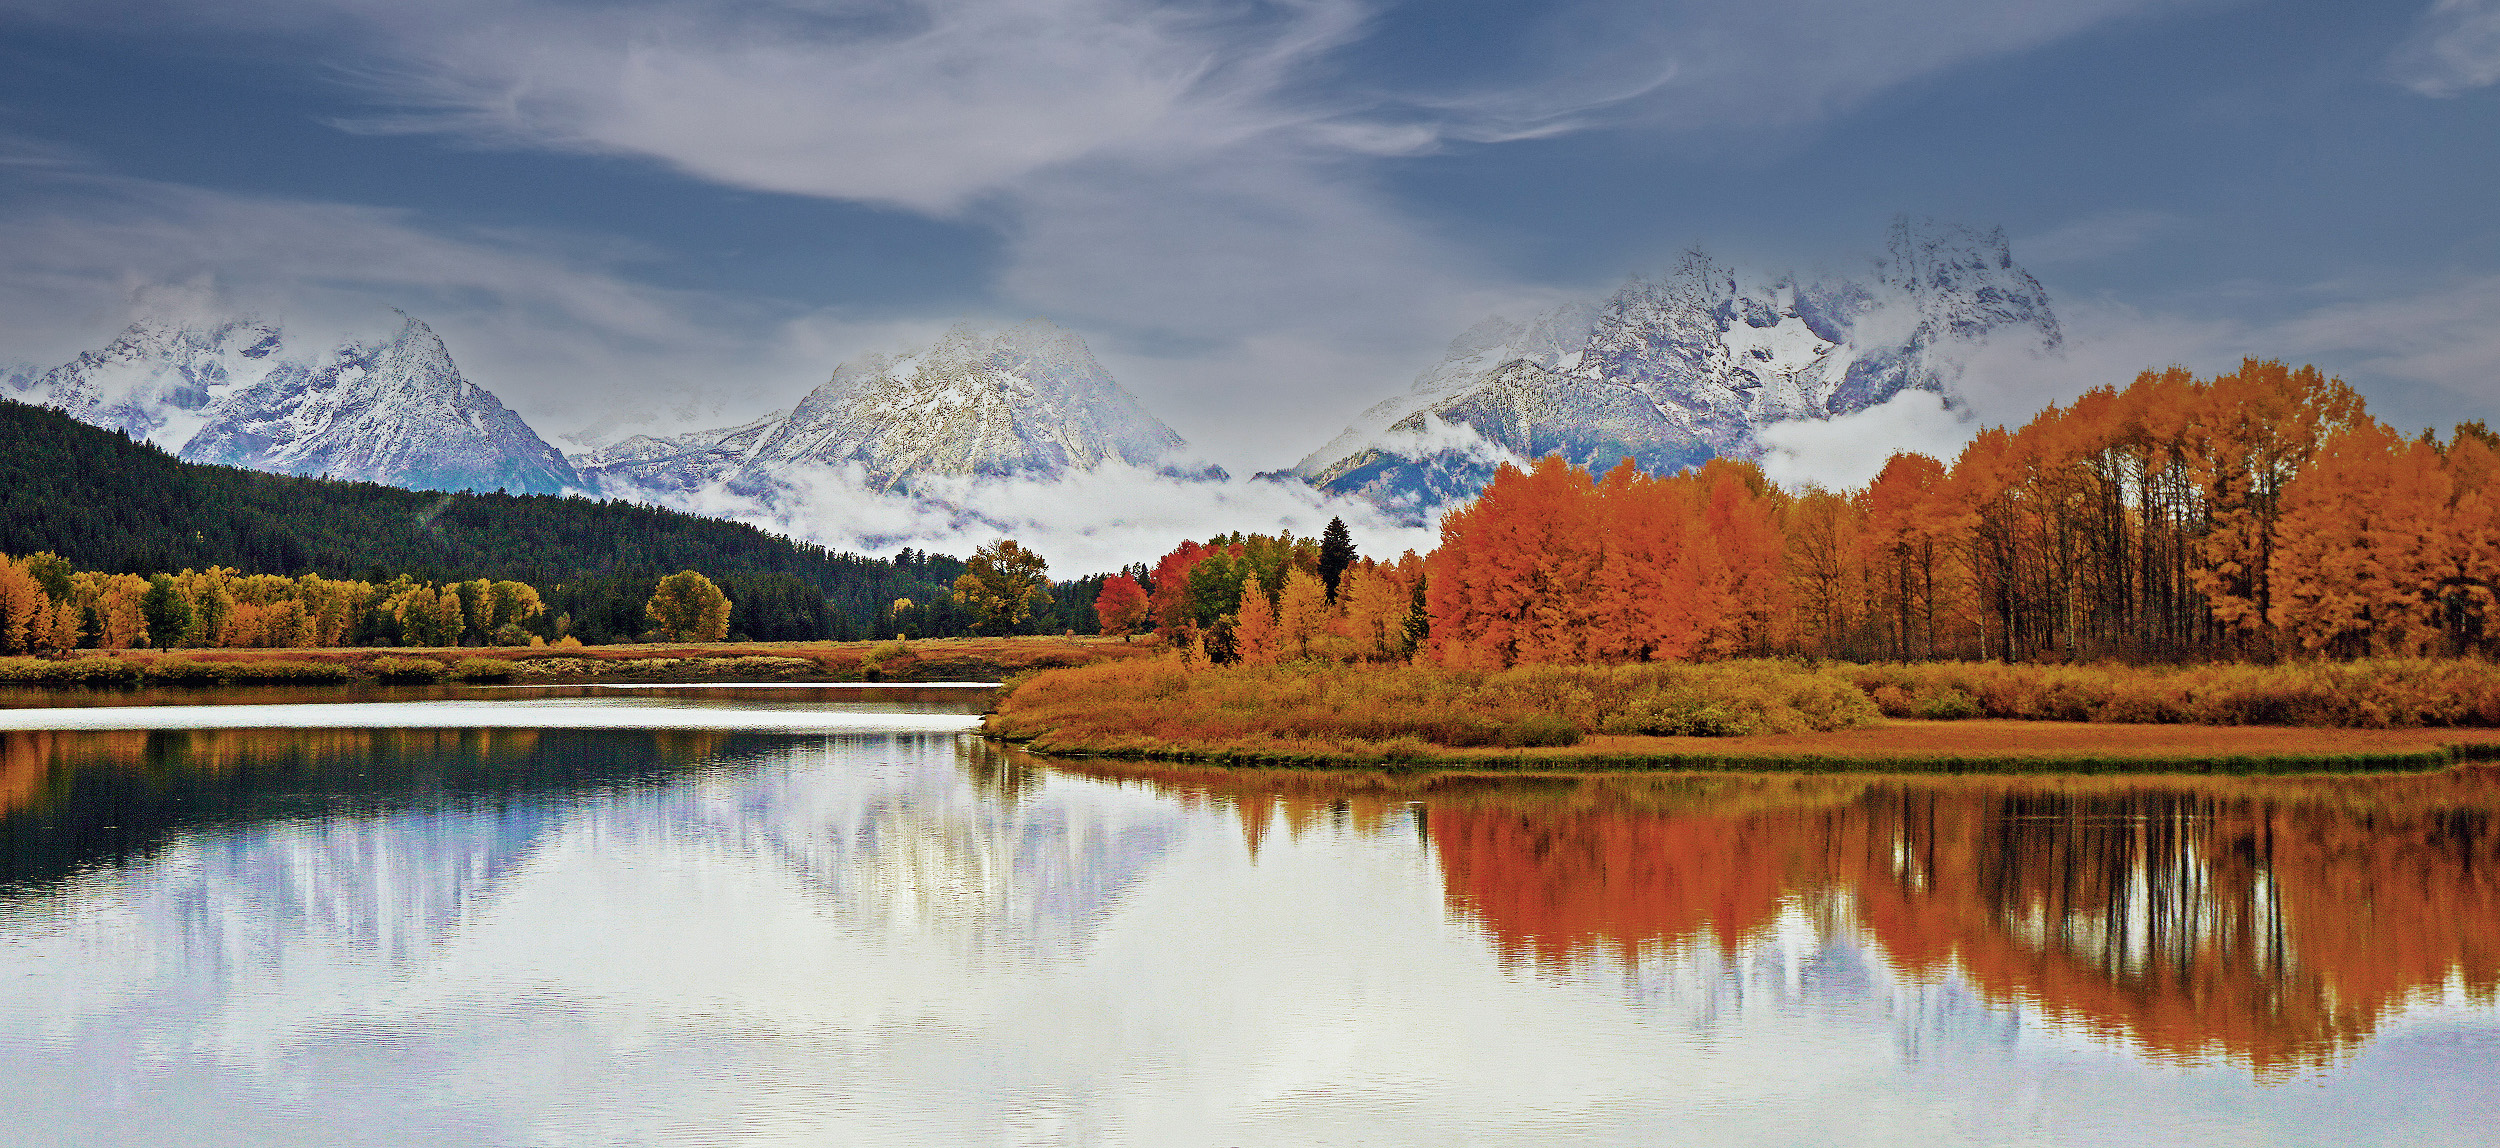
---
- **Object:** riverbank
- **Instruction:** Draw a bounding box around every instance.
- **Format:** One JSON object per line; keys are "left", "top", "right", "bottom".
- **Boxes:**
{"left": 0, "top": 635, "right": 1152, "bottom": 687}
{"left": 987, "top": 658, "right": 2500, "bottom": 773}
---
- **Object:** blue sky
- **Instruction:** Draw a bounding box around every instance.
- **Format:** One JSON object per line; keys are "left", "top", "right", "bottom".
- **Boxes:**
{"left": 0, "top": 0, "right": 2494, "bottom": 473}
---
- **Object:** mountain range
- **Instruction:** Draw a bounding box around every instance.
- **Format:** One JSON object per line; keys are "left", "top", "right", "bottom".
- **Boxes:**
{"left": 5, "top": 216, "right": 2058, "bottom": 536}
{"left": 1288, "top": 217, "right": 2061, "bottom": 519}
{"left": 4, "top": 312, "right": 578, "bottom": 495}
{"left": 573, "top": 320, "right": 1221, "bottom": 495}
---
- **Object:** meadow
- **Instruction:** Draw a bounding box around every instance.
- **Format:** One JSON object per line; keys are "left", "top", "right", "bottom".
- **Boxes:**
{"left": 986, "top": 655, "right": 2500, "bottom": 771}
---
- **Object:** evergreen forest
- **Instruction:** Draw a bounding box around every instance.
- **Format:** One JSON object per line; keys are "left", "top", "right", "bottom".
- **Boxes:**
{"left": 0, "top": 399, "right": 1103, "bottom": 642}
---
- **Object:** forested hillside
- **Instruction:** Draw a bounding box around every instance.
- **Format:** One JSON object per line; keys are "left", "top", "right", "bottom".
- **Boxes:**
{"left": 0, "top": 399, "right": 1103, "bottom": 641}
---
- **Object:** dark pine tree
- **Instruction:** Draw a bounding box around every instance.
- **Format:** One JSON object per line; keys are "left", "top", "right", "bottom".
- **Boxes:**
{"left": 1317, "top": 516, "right": 1357, "bottom": 602}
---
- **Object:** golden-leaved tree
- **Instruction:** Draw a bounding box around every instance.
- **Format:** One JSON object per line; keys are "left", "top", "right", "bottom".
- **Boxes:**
{"left": 952, "top": 540, "right": 1051, "bottom": 635}
{"left": 647, "top": 570, "right": 733, "bottom": 642}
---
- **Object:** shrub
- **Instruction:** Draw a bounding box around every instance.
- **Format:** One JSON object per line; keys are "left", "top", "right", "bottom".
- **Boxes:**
{"left": 0, "top": 657, "right": 140, "bottom": 685}
{"left": 988, "top": 658, "right": 1877, "bottom": 759}
{"left": 370, "top": 656, "right": 447, "bottom": 683}
{"left": 1918, "top": 688, "right": 1981, "bottom": 721}
{"left": 142, "top": 660, "right": 232, "bottom": 684}
{"left": 1498, "top": 714, "right": 1583, "bottom": 747}
{"left": 450, "top": 657, "right": 513, "bottom": 682}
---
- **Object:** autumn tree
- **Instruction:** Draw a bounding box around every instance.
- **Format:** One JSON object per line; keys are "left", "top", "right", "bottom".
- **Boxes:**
{"left": 1233, "top": 574, "right": 1279, "bottom": 665}
{"left": 0, "top": 560, "right": 43, "bottom": 654}
{"left": 1275, "top": 568, "right": 1331, "bottom": 661}
{"left": 1092, "top": 573, "right": 1149, "bottom": 640}
{"left": 951, "top": 540, "right": 1051, "bottom": 635}
{"left": 91, "top": 573, "right": 149, "bottom": 650}
{"left": 648, "top": 570, "right": 734, "bottom": 642}
{"left": 2180, "top": 360, "right": 2364, "bottom": 655}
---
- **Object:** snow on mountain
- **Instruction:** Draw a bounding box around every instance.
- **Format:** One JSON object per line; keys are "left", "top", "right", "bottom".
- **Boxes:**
{"left": 8, "top": 312, "right": 578, "bottom": 494}
{"left": 576, "top": 319, "right": 1222, "bottom": 495}
{"left": 1293, "top": 218, "right": 2061, "bottom": 520}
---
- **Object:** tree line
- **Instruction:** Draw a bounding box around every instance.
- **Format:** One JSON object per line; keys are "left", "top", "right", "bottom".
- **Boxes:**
{"left": 0, "top": 399, "right": 1109, "bottom": 643}
{"left": 0, "top": 556, "right": 763, "bottom": 653}
{"left": 1123, "top": 360, "right": 2498, "bottom": 669}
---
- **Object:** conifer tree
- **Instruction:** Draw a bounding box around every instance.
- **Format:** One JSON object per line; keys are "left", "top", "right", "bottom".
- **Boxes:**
{"left": 1317, "top": 517, "right": 1356, "bottom": 602}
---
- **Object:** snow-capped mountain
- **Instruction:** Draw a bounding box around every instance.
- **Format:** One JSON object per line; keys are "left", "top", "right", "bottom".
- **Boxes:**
{"left": 1292, "top": 218, "right": 2061, "bottom": 519}
{"left": 576, "top": 319, "right": 1221, "bottom": 495}
{"left": 5, "top": 312, "right": 578, "bottom": 494}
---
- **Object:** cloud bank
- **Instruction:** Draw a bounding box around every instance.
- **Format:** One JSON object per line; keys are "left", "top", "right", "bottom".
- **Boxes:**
{"left": 626, "top": 462, "right": 1445, "bottom": 576}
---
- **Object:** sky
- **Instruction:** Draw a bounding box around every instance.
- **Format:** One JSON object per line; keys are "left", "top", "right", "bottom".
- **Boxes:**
{"left": 0, "top": 0, "right": 2496, "bottom": 522}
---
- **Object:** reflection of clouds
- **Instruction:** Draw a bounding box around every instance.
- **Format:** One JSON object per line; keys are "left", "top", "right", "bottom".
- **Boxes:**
{"left": 5, "top": 742, "right": 2500, "bottom": 1144}
{"left": 861, "top": 807, "right": 1012, "bottom": 937}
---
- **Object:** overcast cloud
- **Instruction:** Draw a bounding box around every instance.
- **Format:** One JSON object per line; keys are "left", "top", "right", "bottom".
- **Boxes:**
{"left": 1, "top": 0, "right": 2497, "bottom": 565}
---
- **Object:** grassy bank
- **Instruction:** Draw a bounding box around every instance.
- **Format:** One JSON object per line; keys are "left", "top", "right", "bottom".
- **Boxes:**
{"left": 1846, "top": 659, "right": 2500, "bottom": 728}
{"left": 986, "top": 657, "right": 2500, "bottom": 772}
{"left": 987, "top": 659, "right": 1882, "bottom": 761}
{"left": 0, "top": 635, "right": 1152, "bottom": 687}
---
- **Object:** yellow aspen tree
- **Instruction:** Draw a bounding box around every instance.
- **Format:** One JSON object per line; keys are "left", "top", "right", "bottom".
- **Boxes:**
{"left": 1339, "top": 562, "right": 1413, "bottom": 661}
{"left": 95, "top": 574, "right": 149, "bottom": 650}
{"left": 41, "top": 600, "right": 82, "bottom": 654}
{"left": 426, "top": 585, "right": 466, "bottom": 646}
{"left": 646, "top": 571, "right": 732, "bottom": 642}
{"left": 0, "top": 560, "right": 45, "bottom": 654}
{"left": 1274, "top": 568, "right": 1330, "bottom": 662}
{"left": 1232, "top": 574, "right": 1279, "bottom": 666}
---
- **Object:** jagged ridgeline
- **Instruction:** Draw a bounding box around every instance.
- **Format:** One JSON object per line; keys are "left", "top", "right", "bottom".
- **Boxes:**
{"left": 5, "top": 310, "right": 577, "bottom": 495}
{"left": 0, "top": 399, "right": 1106, "bottom": 641}
{"left": 574, "top": 319, "right": 1223, "bottom": 495}
{"left": 1288, "top": 218, "right": 2062, "bottom": 521}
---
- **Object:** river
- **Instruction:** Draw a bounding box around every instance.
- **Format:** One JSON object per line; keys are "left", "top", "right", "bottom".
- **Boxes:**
{"left": 1, "top": 684, "right": 2494, "bottom": 1146}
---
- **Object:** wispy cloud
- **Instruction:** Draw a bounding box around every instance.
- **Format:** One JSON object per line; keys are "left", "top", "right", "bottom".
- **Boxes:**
{"left": 2016, "top": 210, "right": 2179, "bottom": 266}
{"left": 0, "top": 166, "right": 818, "bottom": 429}
{"left": 636, "top": 461, "right": 1444, "bottom": 575}
{"left": 0, "top": 0, "right": 2204, "bottom": 472}
{"left": 2391, "top": 0, "right": 2500, "bottom": 96}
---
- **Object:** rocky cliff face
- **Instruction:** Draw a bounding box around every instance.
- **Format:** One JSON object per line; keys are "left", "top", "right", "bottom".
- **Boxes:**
{"left": 6, "top": 312, "right": 578, "bottom": 494}
{"left": 576, "top": 320, "right": 1221, "bottom": 495}
{"left": 1292, "top": 218, "right": 2060, "bottom": 520}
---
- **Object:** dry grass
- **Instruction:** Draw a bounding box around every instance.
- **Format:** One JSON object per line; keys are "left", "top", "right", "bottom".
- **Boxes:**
{"left": 987, "top": 659, "right": 1882, "bottom": 763}
{"left": 989, "top": 658, "right": 2500, "bottom": 773}
{"left": 0, "top": 634, "right": 1154, "bottom": 686}
{"left": 1848, "top": 659, "right": 2500, "bottom": 728}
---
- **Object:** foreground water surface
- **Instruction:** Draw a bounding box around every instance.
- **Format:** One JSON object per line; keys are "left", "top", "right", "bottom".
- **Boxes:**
{"left": 2, "top": 686, "right": 2497, "bottom": 1146}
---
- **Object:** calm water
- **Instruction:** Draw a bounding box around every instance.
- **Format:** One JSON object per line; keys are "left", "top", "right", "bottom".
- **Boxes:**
{"left": 2, "top": 686, "right": 2497, "bottom": 1146}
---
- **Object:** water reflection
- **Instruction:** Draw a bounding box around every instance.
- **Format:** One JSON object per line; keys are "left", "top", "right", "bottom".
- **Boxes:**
{"left": 1075, "top": 762, "right": 2500, "bottom": 1074}
{"left": 5, "top": 721, "right": 2500, "bottom": 1144}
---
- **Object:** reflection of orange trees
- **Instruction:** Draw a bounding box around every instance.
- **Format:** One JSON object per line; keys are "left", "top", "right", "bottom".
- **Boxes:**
{"left": 1432, "top": 807, "right": 1799, "bottom": 967}
{"left": 1053, "top": 760, "right": 2500, "bottom": 1073}
{"left": 1824, "top": 790, "right": 2342, "bottom": 1070}
{"left": 0, "top": 730, "right": 150, "bottom": 814}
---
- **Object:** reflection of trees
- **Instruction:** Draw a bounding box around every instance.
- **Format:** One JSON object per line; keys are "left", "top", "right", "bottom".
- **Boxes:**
{"left": 1434, "top": 773, "right": 2500, "bottom": 1072}
{"left": 1051, "top": 760, "right": 2500, "bottom": 1072}
{"left": 0, "top": 727, "right": 757, "bottom": 892}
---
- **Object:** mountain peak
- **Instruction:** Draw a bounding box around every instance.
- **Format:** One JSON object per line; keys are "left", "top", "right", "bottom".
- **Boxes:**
{"left": 7, "top": 311, "right": 577, "bottom": 494}
{"left": 1292, "top": 217, "right": 2061, "bottom": 520}
{"left": 582, "top": 318, "right": 1221, "bottom": 497}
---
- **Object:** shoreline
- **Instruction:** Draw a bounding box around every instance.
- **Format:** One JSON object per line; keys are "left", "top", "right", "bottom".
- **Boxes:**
{"left": 991, "top": 719, "right": 2500, "bottom": 775}
{"left": 0, "top": 636, "right": 1149, "bottom": 687}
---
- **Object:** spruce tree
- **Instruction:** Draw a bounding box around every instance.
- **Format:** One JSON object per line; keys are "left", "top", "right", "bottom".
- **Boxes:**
{"left": 1317, "top": 517, "right": 1356, "bottom": 602}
